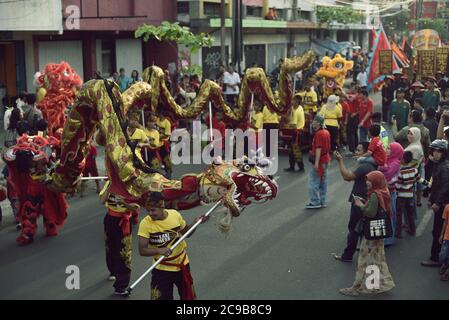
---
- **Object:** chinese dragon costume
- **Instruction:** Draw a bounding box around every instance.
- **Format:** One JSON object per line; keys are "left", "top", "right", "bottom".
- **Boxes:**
{"left": 38, "top": 51, "right": 314, "bottom": 230}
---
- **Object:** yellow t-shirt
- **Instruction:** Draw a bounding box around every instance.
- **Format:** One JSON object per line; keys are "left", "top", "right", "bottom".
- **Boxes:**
{"left": 251, "top": 111, "right": 264, "bottom": 133}
{"left": 319, "top": 104, "right": 343, "bottom": 128}
{"left": 303, "top": 91, "right": 318, "bottom": 113}
{"left": 129, "top": 128, "right": 148, "bottom": 143}
{"left": 145, "top": 128, "right": 162, "bottom": 148}
{"left": 156, "top": 118, "right": 171, "bottom": 141}
{"left": 289, "top": 106, "right": 305, "bottom": 130}
{"left": 138, "top": 210, "right": 189, "bottom": 272}
{"left": 262, "top": 106, "right": 280, "bottom": 124}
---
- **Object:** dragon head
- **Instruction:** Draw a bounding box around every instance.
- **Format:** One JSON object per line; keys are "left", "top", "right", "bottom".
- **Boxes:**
{"left": 316, "top": 54, "right": 353, "bottom": 97}
{"left": 204, "top": 156, "right": 278, "bottom": 217}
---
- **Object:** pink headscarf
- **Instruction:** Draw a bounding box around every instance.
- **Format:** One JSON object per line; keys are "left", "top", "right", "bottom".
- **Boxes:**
{"left": 378, "top": 142, "right": 404, "bottom": 186}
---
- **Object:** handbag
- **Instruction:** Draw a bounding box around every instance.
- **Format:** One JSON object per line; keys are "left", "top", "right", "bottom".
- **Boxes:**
{"left": 363, "top": 206, "right": 393, "bottom": 240}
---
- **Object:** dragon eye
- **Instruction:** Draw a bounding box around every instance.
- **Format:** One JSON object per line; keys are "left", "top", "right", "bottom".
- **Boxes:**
{"left": 334, "top": 62, "right": 343, "bottom": 69}
{"left": 242, "top": 164, "right": 251, "bottom": 172}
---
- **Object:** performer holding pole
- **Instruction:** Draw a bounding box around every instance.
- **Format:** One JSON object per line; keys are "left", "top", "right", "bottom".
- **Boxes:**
{"left": 156, "top": 114, "right": 173, "bottom": 179}
{"left": 134, "top": 194, "right": 215, "bottom": 300}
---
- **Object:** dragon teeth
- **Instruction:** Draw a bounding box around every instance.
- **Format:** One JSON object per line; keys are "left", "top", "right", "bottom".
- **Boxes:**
{"left": 237, "top": 173, "right": 244, "bottom": 178}
{"left": 255, "top": 181, "right": 263, "bottom": 186}
{"left": 262, "top": 182, "right": 268, "bottom": 188}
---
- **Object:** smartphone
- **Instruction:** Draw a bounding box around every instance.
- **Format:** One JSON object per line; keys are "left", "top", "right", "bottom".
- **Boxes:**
{"left": 352, "top": 194, "right": 364, "bottom": 202}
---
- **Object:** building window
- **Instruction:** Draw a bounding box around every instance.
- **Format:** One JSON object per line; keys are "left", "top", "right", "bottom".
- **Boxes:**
{"left": 300, "top": 11, "right": 311, "bottom": 21}
{"left": 101, "top": 40, "right": 115, "bottom": 78}
{"left": 204, "top": 2, "right": 221, "bottom": 17}
{"left": 177, "top": 2, "right": 189, "bottom": 14}
{"left": 246, "top": 6, "right": 262, "bottom": 18}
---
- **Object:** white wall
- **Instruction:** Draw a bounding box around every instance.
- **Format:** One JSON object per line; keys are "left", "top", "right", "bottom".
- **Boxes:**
{"left": 115, "top": 39, "right": 143, "bottom": 76}
{"left": 38, "top": 41, "right": 84, "bottom": 80}
{"left": 0, "top": 0, "right": 62, "bottom": 31}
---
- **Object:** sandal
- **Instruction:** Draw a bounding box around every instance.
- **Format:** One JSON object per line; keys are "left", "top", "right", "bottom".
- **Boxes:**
{"left": 339, "top": 287, "right": 360, "bottom": 296}
{"left": 440, "top": 271, "right": 449, "bottom": 281}
{"left": 333, "top": 254, "right": 352, "bottom": 262}
{"left": 439, "top": 264, "right": 449, "bottom": 275}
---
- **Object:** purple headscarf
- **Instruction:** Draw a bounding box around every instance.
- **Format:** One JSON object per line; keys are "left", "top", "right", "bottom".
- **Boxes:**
{"left": 378, "top": 142, "right": 404, "bottom": 186}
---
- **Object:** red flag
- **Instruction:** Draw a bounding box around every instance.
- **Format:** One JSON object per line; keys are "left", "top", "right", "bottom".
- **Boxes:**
{"left": 391, "top": 40, "right": 410, "bottom": 66}
{"left": 367, "top": 27, "right": 399, "bottom": 88}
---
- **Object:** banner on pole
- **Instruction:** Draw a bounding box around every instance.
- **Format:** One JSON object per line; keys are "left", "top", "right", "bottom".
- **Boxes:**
{"left": 436, "top": 47, "right": 449, "bottom": 74}
{"left": 417, "top": 49, "right": 436, "bottom": 77}
{"left": 379, "top": 50, "right": 393, "bottom": 75}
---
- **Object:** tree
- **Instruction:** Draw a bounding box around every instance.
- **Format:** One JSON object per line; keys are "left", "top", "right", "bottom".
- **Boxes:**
{"left": 316, "top": 6, "right": 363, "bottom": 25}
{"left": 382, "top": 10, "right": 410, "bottom": 40}
{"left": 135, "top": 21, "right": 214, "bottom": 53}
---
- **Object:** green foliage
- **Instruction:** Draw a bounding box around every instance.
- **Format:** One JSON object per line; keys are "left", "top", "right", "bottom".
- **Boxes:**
{"left": 135, "top": 21, "right": 214, "bottom": 53}
{"left": 414, "top": 5, "right": 449, "bottom": 42}
{"left": 316, "top": 6, "right": 363, "bottom": 25}
{"left": 181, "top": 64, "right": 203, "bottom": 77}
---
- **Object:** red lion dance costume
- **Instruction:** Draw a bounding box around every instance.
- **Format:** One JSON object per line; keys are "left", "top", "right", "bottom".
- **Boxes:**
{"left": 4, "top": 135, "right": 68, "bottom": 245}
{"left": 35, "top": 61, "right": 83, "bottom": 136}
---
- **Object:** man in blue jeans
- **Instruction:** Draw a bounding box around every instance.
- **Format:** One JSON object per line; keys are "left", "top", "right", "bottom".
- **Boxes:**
{"left": 333, "top": 142, "right": 377, "bottom": 262}
{"left": 305, "top": 115, "right": 331, "bottom": 209}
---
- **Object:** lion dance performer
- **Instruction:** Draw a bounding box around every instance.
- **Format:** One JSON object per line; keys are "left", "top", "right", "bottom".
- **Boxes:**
{"left": 316, "top": 54, "right": 353, "bottom": 99}
{"left": 4, "top": 135, "right": 68, "bottom": 245}
{"left": 34, "top": 61, "right": 83, "bottom": 136}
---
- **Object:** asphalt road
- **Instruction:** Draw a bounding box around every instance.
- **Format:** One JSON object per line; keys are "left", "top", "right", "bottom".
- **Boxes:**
{"left": 0, "top": 152, "right": 448, "bottom": 300}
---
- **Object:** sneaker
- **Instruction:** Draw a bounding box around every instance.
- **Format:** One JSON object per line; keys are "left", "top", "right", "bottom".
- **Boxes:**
{"left": 113, "top": 289, "right": 129, "bottom": 296}
{"left": 284, "top": 167, "right": 295, "bottom": 172}
{"left": 107, "top": 274, "right": 116, "bottom": 281}
{"left": 321, "top": 203, "right": 327, "bottom": 208}
{"left": 305, "top": 203, "right": 322, "bottom": 209}
{"left": 16, "top": 223, "right": 22, "bottom": 231}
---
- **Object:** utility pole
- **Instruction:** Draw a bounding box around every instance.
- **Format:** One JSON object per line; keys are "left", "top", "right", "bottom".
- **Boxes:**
{"left": 232, "top": 0, "right": 243, "bottom": 74}
{"left": 220, "top": 0, "right": 226, "bottom": 66}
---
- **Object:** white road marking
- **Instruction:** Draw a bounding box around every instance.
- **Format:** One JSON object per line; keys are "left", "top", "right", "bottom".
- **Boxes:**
{"left": 416, "top": 209, "right": 433, "bottom": 237}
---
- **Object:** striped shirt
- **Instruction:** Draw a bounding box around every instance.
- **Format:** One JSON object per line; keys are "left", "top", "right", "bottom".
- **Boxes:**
{"left": 395, "top": 165, "right": 428, "bottom": 198}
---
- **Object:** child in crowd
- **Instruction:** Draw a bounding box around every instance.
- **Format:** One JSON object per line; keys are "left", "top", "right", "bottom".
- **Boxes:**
{"left": 357, "top": 124, "right": 387, "bottom": 167}
{"left": 395, "top": 151, "right": 429, "bottom": 238}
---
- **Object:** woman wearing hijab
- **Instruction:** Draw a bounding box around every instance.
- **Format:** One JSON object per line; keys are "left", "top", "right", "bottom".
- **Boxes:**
{"left": 379, "top": 143, "right": 404, "bottom": 247}
{"left": 405, "top": 127, "right": 424, "bottom": 167}
{"left": 339, "top": 171, "right": 395, "bottom": 296}
{"left": 319, "top": 94, "right": 342, "bottom": 151}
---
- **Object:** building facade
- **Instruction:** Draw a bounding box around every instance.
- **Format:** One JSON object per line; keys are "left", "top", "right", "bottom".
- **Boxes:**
{"left": 180, "top": 0, "right": 378, "bottom": 80}
{"left": 0, "top": 0, "right": 177, "bottom": 97}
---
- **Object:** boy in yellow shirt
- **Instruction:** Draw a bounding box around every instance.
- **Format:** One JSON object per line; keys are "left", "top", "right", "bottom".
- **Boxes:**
{"left": 285, "top": 94, "right": 305, "bottom": 172}
{"left": 250, "top": 102, "right": 264, "bottom": 151}
{"left": 141, "top": 113, "right": 163, "bottom": 170}
{"left": 137, "top": 194, "right": 208, "bottom": 300}
{"left": 128, "top": 111, "right": 151, "bottom": 163}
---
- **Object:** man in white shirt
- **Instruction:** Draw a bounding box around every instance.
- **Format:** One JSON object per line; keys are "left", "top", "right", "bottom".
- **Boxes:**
{"left": 356, "top": 68, "right": 368, "bottom": 89}
{"left": 223, "top": 65, "right": 241, "bottom": 107}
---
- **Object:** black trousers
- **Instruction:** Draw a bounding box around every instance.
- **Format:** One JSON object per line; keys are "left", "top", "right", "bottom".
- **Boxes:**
{"left": 347, "top": 115, "right": 359, "bottom": 153}
{"left": 396, "top": 197, "right": 416, "bottom": 236}
{"left": 381, "top": 103, "right": 390, "bottom": 123}
{"left": 104, "top": 214, "right": 132, "bottom": 291}
{"left": 263, "top": 123, "right": 279, "bottom": 158}
{"left": 151, "top": 265, "right": 191, "bottom": 300}
{"left": 341, "top": 203, "right": 363, "bottom": 261}
{"left": 431, "top": 207, "right": 445, "bottom": 262}
{"left": 326, "top": 125, "right": 339, "bottom": 152}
